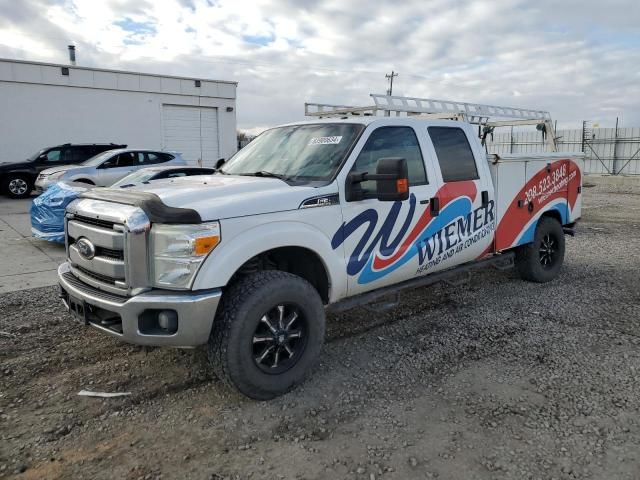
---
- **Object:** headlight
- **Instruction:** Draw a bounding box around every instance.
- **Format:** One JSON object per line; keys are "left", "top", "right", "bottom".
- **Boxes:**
{"left": 42, "top": 171, "right": 65, "bottom": 180}
{"left": 150, "top": 222, "right": 221, "bottom": 289}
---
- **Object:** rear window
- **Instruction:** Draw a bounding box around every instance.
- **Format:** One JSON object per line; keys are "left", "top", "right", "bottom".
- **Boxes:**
{"left": 428, "top": 127, "right": 479, "bottom": 182}
{"left": 145, "top": 152, "right": 174, "bottom": 164}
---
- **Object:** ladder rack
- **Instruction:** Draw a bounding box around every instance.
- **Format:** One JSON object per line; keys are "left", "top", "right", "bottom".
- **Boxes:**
{"left": 305, "top": 94, "right": 557, "bottom": 150}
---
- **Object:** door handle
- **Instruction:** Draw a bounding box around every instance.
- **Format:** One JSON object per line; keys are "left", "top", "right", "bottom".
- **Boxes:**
{"left": 430, "top": 197, "right": 440, "bottom": 216}
{"left": 481, "top": 190, "right": 489, "bottom": 207}
{"left": 419, "top": 199, "right": 430, "bottom": 205}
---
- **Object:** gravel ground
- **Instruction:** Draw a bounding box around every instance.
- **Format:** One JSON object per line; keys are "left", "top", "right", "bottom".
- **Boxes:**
{"left": 1, "top": 184, "right": 639, "bottom": 480}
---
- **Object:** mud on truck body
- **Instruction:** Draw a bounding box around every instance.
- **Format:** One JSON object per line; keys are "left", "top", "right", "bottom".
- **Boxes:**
{"left": 58, "top": 95, "right": 583, "bottom": 399}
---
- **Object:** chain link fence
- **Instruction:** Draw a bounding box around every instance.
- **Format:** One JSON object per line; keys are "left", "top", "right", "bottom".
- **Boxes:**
{"left": 486, "top": 126, "right": 640, "bottom": 175}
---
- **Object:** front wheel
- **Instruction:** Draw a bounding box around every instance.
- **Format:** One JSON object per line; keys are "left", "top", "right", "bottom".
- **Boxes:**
{"left": 515, "top": 216, "right": 565, "bottom": 283}
{"left": 208, "top": 271, "right": 326, "bottom": 400}
{"left": 4, "top": 174, "right": 33, "bottom": 199}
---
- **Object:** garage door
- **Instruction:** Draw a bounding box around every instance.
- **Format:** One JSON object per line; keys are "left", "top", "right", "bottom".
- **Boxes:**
{"left": 162, "top": 105, "right": 219, "bottom": 166}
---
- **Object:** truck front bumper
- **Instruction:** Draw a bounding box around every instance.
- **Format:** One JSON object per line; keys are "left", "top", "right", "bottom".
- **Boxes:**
{"left": 58, "top": 262, "right": 221, "bottom": 347}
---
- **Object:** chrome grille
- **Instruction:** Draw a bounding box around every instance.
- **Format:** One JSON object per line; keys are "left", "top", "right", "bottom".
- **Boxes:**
{"left": 65, "top": 198, "right": 151, "bottom": 296}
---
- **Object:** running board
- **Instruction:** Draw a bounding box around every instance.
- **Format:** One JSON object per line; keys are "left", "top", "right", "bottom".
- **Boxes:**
{"left": 327, "top": 252, "right": 515, "bottom": 313}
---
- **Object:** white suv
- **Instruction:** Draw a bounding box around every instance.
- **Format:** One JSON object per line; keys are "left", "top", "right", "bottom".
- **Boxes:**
{"left": 36, "top": 149, "right": 186, "bottom": 191}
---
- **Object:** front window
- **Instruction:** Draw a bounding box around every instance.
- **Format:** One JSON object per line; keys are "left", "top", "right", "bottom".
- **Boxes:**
{"left": 40, "top": 149, "right": 62, "bottom": 163}
{"left": 221, "top": 123, "right": 364, "bottom": 183}
{"left": 28, "top": 149, "right": 46, "bottom": 161}
{"left": 351, "top": 126, "right": 427, "bottom": 193}
{"left": 83, "top": 150, "right": 118, "bottom": 167}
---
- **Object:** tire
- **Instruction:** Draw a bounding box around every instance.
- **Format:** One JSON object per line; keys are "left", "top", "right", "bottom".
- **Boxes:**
{"left": 73, "top": 179, "right": 95, "bottom": 185}
{"left": 3, "top": 174, "right": 33, "bottom": 199}
{"left": 515, "top": 216, "right": 565, "bottom": 283}
{"left": 208, "top": 270, "right": 326, "bottom": 400}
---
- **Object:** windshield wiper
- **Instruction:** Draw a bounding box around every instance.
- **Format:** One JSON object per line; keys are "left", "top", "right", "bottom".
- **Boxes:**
{"left": 241, "top": 171, "right": 291, "bottom": 181}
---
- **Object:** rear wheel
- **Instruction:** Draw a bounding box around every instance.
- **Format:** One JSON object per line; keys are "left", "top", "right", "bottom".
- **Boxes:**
{"left": 4, "top": 174, "right": 33, "bottom": 199}
{"left": 208, "top": 270, "right": 325, "bottom": 400}
{"left": 515, "top": 216, "right": 565, "bottom": 283}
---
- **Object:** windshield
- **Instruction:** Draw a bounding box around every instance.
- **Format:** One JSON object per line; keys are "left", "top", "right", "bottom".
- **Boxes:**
{"left": 82, "top": 150, "right": 115, "bottom": 167}
{"left": 221, "top": 123, "right": 364, "bottom": 182}
{"left": 111, "top": 169, "right": 157, "bottom": 187}
{"left": 27, "top": 149, "right": 45, "bottom": 161}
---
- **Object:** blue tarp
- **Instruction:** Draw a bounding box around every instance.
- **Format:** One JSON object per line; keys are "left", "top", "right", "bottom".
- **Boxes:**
{"left": 30, "top": 182, "right": 89, "bottom": 243}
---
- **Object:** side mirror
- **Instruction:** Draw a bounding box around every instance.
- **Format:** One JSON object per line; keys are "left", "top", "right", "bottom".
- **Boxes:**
{"left": 215, "top": 158, "right": 226, "bottom": 169}
{"left": 374, "top": 157, "right": 409, "bottom": 201}
{"left": 346, "top": 157, "right": 409, "bottom": 202}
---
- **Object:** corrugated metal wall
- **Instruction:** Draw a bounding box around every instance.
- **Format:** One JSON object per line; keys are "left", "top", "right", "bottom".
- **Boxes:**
{"left": 486, "top": 127, "right": 640, "bottom": 175}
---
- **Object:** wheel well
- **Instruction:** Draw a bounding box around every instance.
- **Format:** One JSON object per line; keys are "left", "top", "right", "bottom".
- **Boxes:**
{"left": 5, "top": 172, "right": 32, "bottom": 181}
{"left": 230, "top": 247, "right": 330, "bottom": 303}
{"left": 540, "top": 209, "right": 562, "bottom": 226}
{"left": 73, "top": 178, "right": 95, "bottom": 185}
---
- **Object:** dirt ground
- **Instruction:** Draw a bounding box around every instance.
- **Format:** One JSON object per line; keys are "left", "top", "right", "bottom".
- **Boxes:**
{"left": 1, "top": 184, "right": 639, "bottom": 480}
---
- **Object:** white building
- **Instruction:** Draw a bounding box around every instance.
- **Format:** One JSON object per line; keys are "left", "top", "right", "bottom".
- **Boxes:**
{"left": 0, "top": 58, "right": 237, "bottom": 166}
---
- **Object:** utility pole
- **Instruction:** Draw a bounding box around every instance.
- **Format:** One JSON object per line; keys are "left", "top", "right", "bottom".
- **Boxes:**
{"left": 384, "top": 71, "right": 398, "bottom": 117}
{"left": 385, "top": 71, "right": 398, "bottom": 96}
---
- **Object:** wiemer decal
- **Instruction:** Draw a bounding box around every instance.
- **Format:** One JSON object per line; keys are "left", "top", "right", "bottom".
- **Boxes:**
{"left": 332, "top": 181, "right": 495, "bottom": 284}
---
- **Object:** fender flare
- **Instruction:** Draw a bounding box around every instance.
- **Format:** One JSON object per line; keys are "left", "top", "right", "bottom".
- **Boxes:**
{"left": 192, "top": 221, "right": 347, "bottom": 303}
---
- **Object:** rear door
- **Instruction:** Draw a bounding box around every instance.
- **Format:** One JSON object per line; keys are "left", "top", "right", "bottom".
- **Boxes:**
{"left": 423, "top": 125, "right": 495, "bottom": 265}
{"left": 336, "top": 124, "right": 443, "bottom": 295}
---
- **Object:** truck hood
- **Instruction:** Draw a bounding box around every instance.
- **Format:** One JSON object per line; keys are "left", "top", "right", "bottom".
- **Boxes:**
{"left": 111, "top": 174, "right": 328, "bottom": 220}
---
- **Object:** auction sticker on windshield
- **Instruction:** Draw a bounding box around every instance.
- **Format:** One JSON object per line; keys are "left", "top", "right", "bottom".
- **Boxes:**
{"left": 309, "top": 136, "right": 342, "bottom": 145}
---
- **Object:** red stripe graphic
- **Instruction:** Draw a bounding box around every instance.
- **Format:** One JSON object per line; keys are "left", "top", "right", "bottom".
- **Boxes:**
{"left": 372, "top": 181, "right": 477, "bottom": 270}
{"left": 495, "top": 159, "right": 581, "bottom": 251}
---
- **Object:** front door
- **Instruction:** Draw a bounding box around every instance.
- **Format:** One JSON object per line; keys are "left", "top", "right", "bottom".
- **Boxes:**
{"left": 334, "top": 125, "right": 443, "bottom": 296}
{"left": 97, "top": 152, "right": 138, "bottom": 186}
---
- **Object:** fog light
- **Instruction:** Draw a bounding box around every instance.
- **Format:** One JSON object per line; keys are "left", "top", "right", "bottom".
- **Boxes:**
{"left": 158, "top": 310, "right": 178, "bottom": 333}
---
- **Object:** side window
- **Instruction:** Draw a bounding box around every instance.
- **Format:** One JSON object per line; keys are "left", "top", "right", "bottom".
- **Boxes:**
{"left": 159, "top": 153, "right": 174, "bottom": 163}
{"left": 428, "top": 127, "right": 479, "bottom": 182}
{"left": 103, "top": 153, "right": 135, "bottom": 168}
{"left": 43, "top": 149, "right": 62, "bottom": 163}
{"left": 59, "top": 148, "right": 74, "bottom": 163}
{"left": 166, "top": 171, "right": 187, "bottom": 178}
{"left": 71, "top": 148, "right": 90, "bottom": 163}
{"left": 143, "top": 152, "right": 166, "bottom": 165}
{"left": 351, "top": 126, "right": 427, "bottom": 192}
{"left": 133, "top": 152, "right": 146, "bottom": 165}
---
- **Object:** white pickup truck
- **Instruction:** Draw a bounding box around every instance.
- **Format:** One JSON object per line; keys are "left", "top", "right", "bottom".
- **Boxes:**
{"left": 58, "top": 95, "right": 583, "bottom": 399}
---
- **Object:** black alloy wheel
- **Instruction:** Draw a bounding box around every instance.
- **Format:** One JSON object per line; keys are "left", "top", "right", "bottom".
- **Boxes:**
{"left": 515, "top": 216, "right": 566, "bottom": 283}
{"left": 208, "top": 270, "right": 326, "bottom": 400}
{"left": 252, "top": 304, "right": 308, "bottom": 374}
{"left": 539, "top": 233, "right": 558, "bottom": 269}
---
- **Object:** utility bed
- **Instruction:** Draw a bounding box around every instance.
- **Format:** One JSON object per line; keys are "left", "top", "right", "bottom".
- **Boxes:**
{"left": 488, "top": 153, "right": 584, "bottom": 250}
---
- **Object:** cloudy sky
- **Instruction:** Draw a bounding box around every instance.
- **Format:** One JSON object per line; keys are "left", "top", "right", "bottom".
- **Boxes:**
{"left": 1, "top": 0, "right": 639, "bottom": 133}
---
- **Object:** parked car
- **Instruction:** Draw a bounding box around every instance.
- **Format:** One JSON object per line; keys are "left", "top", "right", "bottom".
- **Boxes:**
{"left": 31, "top": 166, "right": 215, "bottom": 243}
{"left": 0, "top": 143, "right": 126, "bottom": 199}
{"left": 111, "top": 165, "right": 215, "bottom": 188}
{"left": 35, "top": 149, "right": 186, "bottom": 192}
